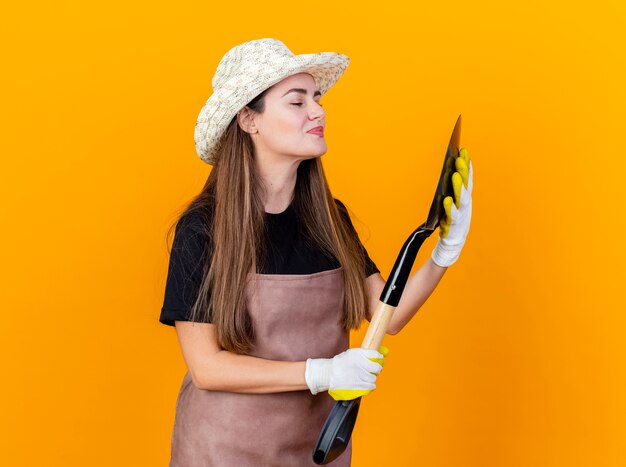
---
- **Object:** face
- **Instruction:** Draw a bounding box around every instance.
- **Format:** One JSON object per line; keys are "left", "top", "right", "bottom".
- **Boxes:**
{"left": 240, "top": 73, "right": 327, "bottom": 163}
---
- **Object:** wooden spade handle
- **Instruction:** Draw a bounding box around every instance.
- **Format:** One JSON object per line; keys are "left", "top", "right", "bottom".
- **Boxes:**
{"left": 360, "top": 301, "right": 396, "bottom": 350}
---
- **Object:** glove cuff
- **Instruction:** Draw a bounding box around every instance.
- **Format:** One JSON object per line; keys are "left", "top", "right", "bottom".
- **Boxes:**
{"left": 431, "top": 237, "right": 465, "bottom": 268}
{"left": 305, "top": 358, "right": 331, "bottom": 395}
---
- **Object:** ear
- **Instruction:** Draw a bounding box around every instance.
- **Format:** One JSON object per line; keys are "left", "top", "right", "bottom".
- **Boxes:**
{"left": 237, "top": 107, "right": 258, "bottom": 134}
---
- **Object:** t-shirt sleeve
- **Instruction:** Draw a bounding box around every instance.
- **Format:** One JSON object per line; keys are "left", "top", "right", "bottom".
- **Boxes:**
{"left": 334, "top": 199, "right": 380, "bottom": 277}
{"left": 159, "top": 211, "right": 211, "bottom": 327}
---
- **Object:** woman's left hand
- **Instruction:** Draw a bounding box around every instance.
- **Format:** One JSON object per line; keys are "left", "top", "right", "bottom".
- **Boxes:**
{"left": 431, "top": 148, "right": 473, "bottom": 268}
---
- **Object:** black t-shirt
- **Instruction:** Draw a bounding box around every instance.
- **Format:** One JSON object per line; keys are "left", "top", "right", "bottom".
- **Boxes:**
{"left": 159, "top": 199, "right": 379, "bottom": 326}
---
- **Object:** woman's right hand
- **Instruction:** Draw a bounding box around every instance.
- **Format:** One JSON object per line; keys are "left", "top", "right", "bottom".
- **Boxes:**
{"left": 305, "top": 347, "right": 385, "bottom": 400}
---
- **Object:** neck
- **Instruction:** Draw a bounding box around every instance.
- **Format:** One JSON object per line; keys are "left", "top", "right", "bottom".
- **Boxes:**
{"left": 256, "top": 155, "right": 302, "bottom": 213}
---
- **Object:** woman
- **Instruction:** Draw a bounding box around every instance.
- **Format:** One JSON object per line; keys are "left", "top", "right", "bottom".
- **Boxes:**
{"left": 160, "top": 38, "right": 473, "bottom": 467}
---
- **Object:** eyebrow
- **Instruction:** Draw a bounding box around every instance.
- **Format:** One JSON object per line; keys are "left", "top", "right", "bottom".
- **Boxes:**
{"left": 281, "top": 88, "right": 322, "bottom": 98}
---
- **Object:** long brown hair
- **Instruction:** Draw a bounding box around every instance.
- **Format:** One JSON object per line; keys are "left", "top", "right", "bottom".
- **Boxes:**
{"left": 168, "top": 89, "right": 370, "bottom": 354}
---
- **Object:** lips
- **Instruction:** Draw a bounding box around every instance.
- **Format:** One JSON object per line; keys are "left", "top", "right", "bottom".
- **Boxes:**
{"left": 307, "top": 126, "right": 324, "bottom": 136}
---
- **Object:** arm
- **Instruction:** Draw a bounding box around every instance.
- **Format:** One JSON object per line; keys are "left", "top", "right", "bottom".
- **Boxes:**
{"left": 365, "top": 258, "right": 448, "bottom": 335}
{"left": 175, "top": 321, "right": 383, "bottom": 398}
{"left": 175, "top": 321, "right": 308, "bottom": 393}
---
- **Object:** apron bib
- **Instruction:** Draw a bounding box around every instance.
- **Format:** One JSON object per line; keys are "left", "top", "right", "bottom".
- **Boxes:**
{"left": 169, "top": 268, "right": 352, "bottom": 467}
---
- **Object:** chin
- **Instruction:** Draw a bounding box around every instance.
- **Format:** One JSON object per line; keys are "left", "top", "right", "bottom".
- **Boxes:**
{"left": 311, "top": 146, "right": 328, "bottom": 158}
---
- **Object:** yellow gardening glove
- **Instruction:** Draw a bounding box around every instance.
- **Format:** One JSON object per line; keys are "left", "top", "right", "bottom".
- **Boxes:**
{"left": 431, "top": 148, "right": 473, "bottom": 267}
{"left": 439, "top": 147, "right": 471, "bottom": 238}
{"left": 328, "top": 346, "right": 390, "bottom": 401}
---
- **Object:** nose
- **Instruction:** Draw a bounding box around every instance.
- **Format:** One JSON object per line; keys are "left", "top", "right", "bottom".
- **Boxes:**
{"left": 309, "top": 100, "right": 325, "bottom": 121}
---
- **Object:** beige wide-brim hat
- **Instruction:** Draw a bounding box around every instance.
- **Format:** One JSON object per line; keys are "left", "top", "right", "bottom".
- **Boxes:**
{"left": 194, "top": 38, "right": 350, "bottom": 165}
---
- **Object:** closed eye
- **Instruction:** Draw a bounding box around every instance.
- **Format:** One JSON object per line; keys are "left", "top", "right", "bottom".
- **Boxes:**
{"left": 291, "top": 102, "right": 323, "bottom": 107}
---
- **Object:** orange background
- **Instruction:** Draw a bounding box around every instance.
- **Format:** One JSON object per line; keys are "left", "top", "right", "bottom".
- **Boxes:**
{"left": 2, "top": 1, "right": 625, "bottom": 466}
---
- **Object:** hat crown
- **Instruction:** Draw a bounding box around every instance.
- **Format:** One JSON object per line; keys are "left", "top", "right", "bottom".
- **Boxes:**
{"left": 212, "top": 38, "right": 295, "bottom": 91}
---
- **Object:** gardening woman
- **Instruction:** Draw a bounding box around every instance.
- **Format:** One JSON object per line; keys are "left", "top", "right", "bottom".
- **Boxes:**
{"left": 159, "top": 38, "right": 473, "bottom": 467}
